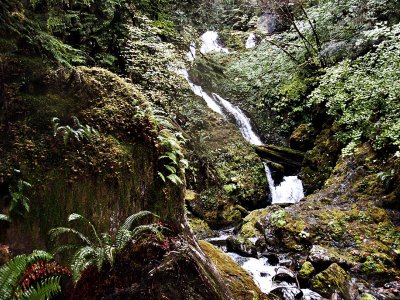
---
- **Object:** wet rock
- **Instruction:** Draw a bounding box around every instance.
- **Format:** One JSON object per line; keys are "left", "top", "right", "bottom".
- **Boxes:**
{"left": 308, "top": 245, "right": 351, "bottom": 270}
{"left": 310, "top": 263, "right": 351, "bottom": 300}
{"left": 261, "top": 252, "right": 279, "bottom": 266}
{"left": 255, "top": 237, "right": 267, "bottom": 253}
{"left": 272, "top": 267, "right": 297, "bottom": 284}
{"left": 298, "top": 261, "right": 315, "bottom": 282}
{"left": 226, "top": 236, "right": 257, "bottom": 258}
{"left": 289, "top": 123, "right": 317, "bottom": 152}
{"left": 269, "top": 286, "right": 303, "bottom": 300}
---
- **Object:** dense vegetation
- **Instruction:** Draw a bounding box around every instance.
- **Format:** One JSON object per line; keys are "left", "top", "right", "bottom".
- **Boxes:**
{"left": 1, "top": 0, "right": 400, "bottom": 299}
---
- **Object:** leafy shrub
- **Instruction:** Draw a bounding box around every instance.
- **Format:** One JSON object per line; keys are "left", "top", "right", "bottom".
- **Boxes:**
{"left": 308, "top": 23, "right": 400, "bottom": 153}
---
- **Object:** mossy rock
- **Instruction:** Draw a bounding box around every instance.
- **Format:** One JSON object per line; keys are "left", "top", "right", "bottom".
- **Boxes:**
{"left": 310, "top": 263, "right": 350, "bottom": 300}
{"left": 240, "top": 208, "right": 269, "bottom": 238}
{"left": 199, "top": 240, "right": 268, "bottom": 300}
{"left": 289, "top": 123, "right": 317, "bottom": 152}
{"left": 298, "top": 261, "right": 315, "bottom": 281}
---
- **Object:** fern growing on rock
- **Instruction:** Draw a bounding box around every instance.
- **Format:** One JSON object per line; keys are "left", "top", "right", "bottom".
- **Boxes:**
{"left": 0, "top": 250, "right": 71, "bottom": 300}
{"left": 49, "top": 211, "right": 165, "bottom": 282}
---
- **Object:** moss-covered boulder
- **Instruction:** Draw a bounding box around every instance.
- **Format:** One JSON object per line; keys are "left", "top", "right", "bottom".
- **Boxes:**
{"left": 300, "top": 127, "right": 342, "bottom": 194}
{"left": 298, "top": 261, "right": 315, "bottom": 282}
{"left": 199, "top": 240, "right": 268, "bottom": 300}
{"left": 226, "top": 236, "right": 257, "bottom": 258}
{"left": 0, "top": 58, "right": 185, "bottom": 252}
{"left": 289, "top": 123, "right": 317, "bottom": 152}
{"left": 310, "top": 263, "right": 350, "bottom": 299}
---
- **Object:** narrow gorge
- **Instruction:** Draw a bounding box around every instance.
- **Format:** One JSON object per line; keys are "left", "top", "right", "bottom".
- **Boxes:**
{"left": 1, "top": 1, "right": 400, "bottom": 300}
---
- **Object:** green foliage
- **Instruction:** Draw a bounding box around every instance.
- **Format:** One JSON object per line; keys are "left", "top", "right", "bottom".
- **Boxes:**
{"left": 0, "top": 250, "right": 68, "bottom": 300}
{"left": 52, "top": 117, "right": 99, "bottom": 145}
{"left": 49, "top": 211, "right": 164, "bottom": 282}
{"left": 9, "top": 178, "right": 32, "bottom": 217}
{"left": 270, "top": 209, "right": 287, "bottom": 228}
{"left": 308, "top": 23, "right": 400, "bottom": 153}
{"left": 155, "top": 113, "right": 188, "bottom": 185}
{"left": 0, "top": 214, "right": 11, "bottom": 222}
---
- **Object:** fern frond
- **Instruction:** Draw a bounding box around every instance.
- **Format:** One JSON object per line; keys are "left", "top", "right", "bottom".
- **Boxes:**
{"left": 70, "top": 246, "right": 96, "bottom": 282}
{"left": 119, "top": 211, "right": 159, "bottom": 232}
{"left": 115, "top": 229, "right": 132, "bottom": 250}
{"left": 130, "top": 225, "right": 164, "bottom": 241}
{"left": 21, "top": 276, "right": 62, "bottom": 300}
{"left": 0, "top": 251, "right": 54, "bottom": 299}
{"left": 68, "top": 213, "right": 86, "bottom": 222}
{"left": 49, "top": 227, "right": 92, "bottom": 246}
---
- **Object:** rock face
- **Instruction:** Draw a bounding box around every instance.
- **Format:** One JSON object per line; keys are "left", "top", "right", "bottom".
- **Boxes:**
{"left": 0, "top": 62, "right": 185, "bottom": 252}
{"left": 310, "top": 263, "right": 350, "bottom": 300}
{"left": 226, "top": 236, "right": 258, "bottom": 258}
{"left": 199, "top": 240, "right": 268, "bottom": 300}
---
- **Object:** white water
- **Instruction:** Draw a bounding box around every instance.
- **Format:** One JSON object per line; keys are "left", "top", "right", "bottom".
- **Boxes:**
{"left": 200, "top": 31, "right": 229, "bottom": 54}
{"left": 182, "top": 31, "right": 304, "bottom": 204}
{"left": 245, "top": 33, "right": 257, "bottom": 49}
{"left": 264, "top": 164, "right": 304, "bottom": 204}
{"left": 228, "top": 253, "right": 276, "bottom": 293}
{"left": 177, "top": 69, "right": 224, "bottom": 115}
{"left": 212, "top": 93, "right": 263, "bottom": 146}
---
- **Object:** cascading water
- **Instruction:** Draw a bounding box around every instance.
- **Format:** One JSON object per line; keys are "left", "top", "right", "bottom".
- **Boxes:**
{"left": 182, "top": 31, "right": 314, "bottom": 298}
{"left": 182, "top": 31, "right": 304, "bottom": 204}
{"left": 200, "top": 31, "right": 229, "bottom": 54}
{"left": 245, "top": 33, "right": 257, "bottom": 49}
{"left": 177, "top": 69, "right": 224, "bottom": 115}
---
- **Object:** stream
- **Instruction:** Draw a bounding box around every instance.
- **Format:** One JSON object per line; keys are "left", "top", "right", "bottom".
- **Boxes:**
{"left": 180, "top": 31, "right": 319, "bottom": 299}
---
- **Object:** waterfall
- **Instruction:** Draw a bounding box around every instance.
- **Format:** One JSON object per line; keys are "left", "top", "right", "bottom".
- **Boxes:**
{"left": 264, "top": 164, "right": 304, "bottom": 204}
{"left": 182, "top": 31, "right": 304, "bottom": 204}
{"left": 177, "top": 69, "right": 224, "bottom": 115}
{"left": 212, "top": 93, "right": 263, "bottom": 146}
{"left": 199, "top": 31, "right": 229, "bottom": 54}
{"left": 245, "top": 33, "right": 257, "bottom": 49}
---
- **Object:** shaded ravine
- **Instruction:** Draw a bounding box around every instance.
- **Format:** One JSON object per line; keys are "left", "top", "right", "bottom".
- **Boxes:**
{"left": 178, "top": 31, "right": 319, "bottom": 298}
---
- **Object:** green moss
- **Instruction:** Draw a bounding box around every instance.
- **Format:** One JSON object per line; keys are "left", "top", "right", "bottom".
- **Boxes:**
{"left": 199, "top": 241, "right": 267, "bottom": 300}
{"left": 240, "top": 208, "right": 269, "bottom": 238}
{"left": 310, "top": 263, "right": 350, "bottom": 299}
{"left": 299, "top": 261, "right": 315, "bottom": 280}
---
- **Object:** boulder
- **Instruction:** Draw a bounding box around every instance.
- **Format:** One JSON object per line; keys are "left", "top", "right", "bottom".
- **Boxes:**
{"left": 310, "top": 263, "right": 351, "bottom": 300}
{"left": 272, "top": 267, "right": 297, "bottom": 285}
{"left": 298, "top": 261, "right": 315, "bottom": 281}
{"left": 261, "top": 252, "right": 279, "bottom": 266}
{"left": 269, "top": 286, "right": 303, "bottom": 300}
{"left": 308, "top": 245, "right": 351, "bottom": 270}
{"left": 226, "top": 236, "right": 258, "bottom": 258}
{"left": 289, "top": 123, "right": 317, "bottom": 152}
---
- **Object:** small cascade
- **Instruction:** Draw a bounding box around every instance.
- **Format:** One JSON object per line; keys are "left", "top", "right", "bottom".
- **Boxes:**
{"left": 177, "top": 69, "right": 224, "bottom": 115}
{"left": 200, "top": 31, "right": 229, "bottom": 54}
{"left": 212, "top": 93, "right": 263, "bottom": 146}
{"left": 264, "top": 164, "right": 304, "bottom": 204}
{"left": 245, "top": 33, "right": 257, "bottom": 49}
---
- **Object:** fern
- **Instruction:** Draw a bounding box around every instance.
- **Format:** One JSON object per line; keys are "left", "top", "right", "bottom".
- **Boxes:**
{"left": 50, "top": 211, "right": 166, "bottom": 282}
{"left": 0, "top": 250, "right": 69, "bottom": 300}
{"left": 52, "top": 117, "right": 99, "bottom": 145}
{"left": 21, "top": 277, "right": 61, "bottom": 300}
